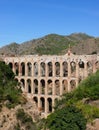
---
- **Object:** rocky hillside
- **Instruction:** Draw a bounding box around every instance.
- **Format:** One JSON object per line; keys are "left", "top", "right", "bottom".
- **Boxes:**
{"left": 0, "top": 96, "right": 39, "bottom": 130}
{"left": 0, "top": 33, "right": 99, "bottom": 56}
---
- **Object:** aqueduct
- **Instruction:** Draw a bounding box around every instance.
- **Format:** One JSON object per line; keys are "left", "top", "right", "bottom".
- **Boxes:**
{"left": 1, "top": 51, "right": 99, "bottom": 117}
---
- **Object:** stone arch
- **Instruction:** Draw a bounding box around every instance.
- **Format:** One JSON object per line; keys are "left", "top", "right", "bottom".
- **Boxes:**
{"left": 40, "top": 62, "right": 45, "bottom": 77}
{"left": 55, "top": 62, "right": 60, "bottom": 77}
{"left": 62, "top": 80, "right": 68, "bottom": 94}
{"left": 33, "top": 96, "right": 38, "bottom": 107}
{"left": 78, "top": 59, "right": 85, "bottom": 79}
{"left": 62, "top": 61, "right": 68, "bottom": 77}
{"left": 8, "top": 62, "right": 13, "bottom": 69}
{"left": 47, "top": 98, "right": 52, "bottom": 113}
{"left": 40, "top": 79, "right": 45, "bottom": 94}
{"left": 27, "top": 62, "right": 32, "bottom": 76}
{"left": 21, "top": 62, "right": 25, "bottom": 76}
{"left": 70, "top": 61, "right": 76, "bottom": 77}
{"left": 47, "top": 80, "right": 53, "bottom": 95}
{"left": 20, "top": 78, "right": 25, "bottom": 90}
{"left": 34, "top": 62, "right": 38, "bottom": 76}
{"left": 40, "top": 97, "right": 45, "bottom": 112}
{"left": 27, "top": 79, "right": 31, "bottom": 93}
{"left": 48, "top": 62, "right": 53, "bottom": 77}
{"left": 79, "top": 59, "right": 84, "bottom": 68}
{"left": 70, "top": 80, "right": 76, "bottom": 91}
{"left": 33, "top": 79, "right": 38, "bottom": 94}
{"left": 14, "top": 62, "right": 19, "bottom": 76}
{"left": 87, "top": 61, "right": 93, "bottom": 75}
{"left": 55, "top": 80, "right": 60, "bottom": 95}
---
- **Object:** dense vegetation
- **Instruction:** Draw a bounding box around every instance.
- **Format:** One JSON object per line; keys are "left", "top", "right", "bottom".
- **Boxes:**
{"left": 35, "top": 34, "right": 77, "bottom": 55}
{"left": 0, "top": 61, "right": 25, "bottom": 109}
{"left": 39, "top": 71, "right": 99, "bottom": 130}
{"left": 45, "top": 106, "right": 86, "bottom": 130}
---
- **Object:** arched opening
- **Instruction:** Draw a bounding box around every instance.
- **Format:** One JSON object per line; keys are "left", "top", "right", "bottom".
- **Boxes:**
{"left": 40, "top": 97, "right": 45, "bottom": 112}
{"left": 55, "top": 80, "right": 60, "bottom": 95}
{"left": 62, "top": 61, "right": 68, "bottom": 77}
{"left": 40, "top": 79, "right": 45, "bottom": 94}
{"left": 34, "top": 62, "right": 38, "bottom": 76}
{"left": 20, "top": 79, "right": 25, "bottom": 90}
{"left": 87, "top": 61, "right": 93, "bottom": 76}
{"left": 9, "top": 62, "right": 13, "bottom": 69}
{"left": 70, "top": 61, "right": 76, "bottom": 77}
{"left": 27, "top": 62, "right": 32, "bottom": 76}
{"left": 27, "top": 79, "right": 31, "bottom": 93}
{"left": 62, "top": 80, "right": 68, "bottom": 94}
{"left": 40, "top": 62, "right": 45, "bottom": 77}
{"left": 48, "top": 62, "right": 53, "bottom": 77}
{"left": 14, "top": 62, "right": 19, "bottom": 76}
{"left": 79, "top": 59, "right": 84, "bottom": 68}
{"left": 55, "top": 62, "right": 60, "bottom": 77}
{"left": 33, "top": 79, "right": 38, "bottom": 94}
{"left": 47, "top": 98, "right": 52, "bottom": 113}
{"left": 33, "top": 96, "right": 38, "bottom": 107}
{"left": 21, "top": 62, "right": 25, "bottom": 76}
{"left": 47, "top": 80, "right": 53, "bottom": 95}
{"left": 70, "top": 80, "right": 76, "bottom": 91}
{"left": 78, "top": 60, "right": 85, "bottom": 80}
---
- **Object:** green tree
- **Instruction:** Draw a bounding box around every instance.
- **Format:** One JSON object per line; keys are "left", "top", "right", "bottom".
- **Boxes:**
{"left": 0, "top": 61, "right": 14, "bottom": 86}
{"left": 0, "top": 61, "right": 25, "bottom": 108}
{"left": 74, "top": 70, "right": 99, "bottom": 100}
{"left": 45, "top": 106, "right": 86, "bottom": 130}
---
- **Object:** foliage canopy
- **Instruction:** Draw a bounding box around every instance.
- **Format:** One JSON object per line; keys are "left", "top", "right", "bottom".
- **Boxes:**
{"left": 0, "top": 61, "right": 25, "bottom": 108}
{"left": 45, "top": 106, "right": 86, "bottom": 130}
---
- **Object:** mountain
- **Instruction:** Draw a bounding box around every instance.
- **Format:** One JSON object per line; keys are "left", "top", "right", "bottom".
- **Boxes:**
{"left": 0, "top": 33, "right": 99, "bottom": 55}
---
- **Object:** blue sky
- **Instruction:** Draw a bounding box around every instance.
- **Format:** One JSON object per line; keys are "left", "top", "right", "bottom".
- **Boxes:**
{"left": 0, "top": 0, "right": 99, "bottom": 47}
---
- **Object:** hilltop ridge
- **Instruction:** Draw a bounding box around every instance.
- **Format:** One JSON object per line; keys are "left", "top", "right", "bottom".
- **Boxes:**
{"left": 0, "top": 33, "right": 99, "bottom": 55}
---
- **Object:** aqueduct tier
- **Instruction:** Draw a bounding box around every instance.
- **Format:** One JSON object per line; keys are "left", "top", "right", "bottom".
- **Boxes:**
{"left": 2, "top": 53, "right": 99, "bottom": 116}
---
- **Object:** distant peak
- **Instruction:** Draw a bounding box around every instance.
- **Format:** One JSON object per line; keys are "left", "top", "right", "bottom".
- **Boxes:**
{"left": 68, "top": 32, "right": 94, "bottom": 41}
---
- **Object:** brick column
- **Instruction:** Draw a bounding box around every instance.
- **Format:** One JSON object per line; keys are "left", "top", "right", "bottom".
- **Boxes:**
{"left": 60, "top": 80, "right": 63, "bottom": 95}
{"left": 25, "top": 79, "right": 27, "bottom": 93}
{"left": 84, "top": 62, "right": 88, "bottom": 78}
{"left": 38, "top": 80, "right": 41, "bottom": 95}
{"left": 25, "top": 62, "right": 27, "bottom": 76}
{"left": 45, "top": 80, "right": 48, "bottom": 95}
{"left": 19, "top": 62, "right": 21, "bottom": 76}
{"left": 52, "top": 80, "right": 55, "bottom": 95}
{"left": 60, "top": 61, "right": 63, "bottom": 77}
{"left": 45, "top": 98, "right": 48, "bottom": 114}
{"left": 68, "top": 62, "right": 71, "bottom": 78}
{"left": 31, "top": 79, "right": 33, "bottom": 94}
{"left": 52, "top": 61, "right": 55, "bottom": 77}
{"left": 68, "top": 79, "right": 71, "bottom": 92}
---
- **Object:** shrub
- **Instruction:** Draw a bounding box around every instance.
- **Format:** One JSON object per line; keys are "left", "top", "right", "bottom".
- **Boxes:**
{"left": 0, "top": 61, "right": 25, "bottom": 108}
{"left": 74, "top": 70, "right": 99, "bottom": 100}
{"left": 76, "top": 101, "right": 99, "bottom": 122}
{"left": 45, "top": 106, "right": 86, "bottom": 130}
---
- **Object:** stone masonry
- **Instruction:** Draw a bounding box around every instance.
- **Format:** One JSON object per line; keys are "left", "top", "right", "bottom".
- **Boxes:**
{"left": 1, "top": 51, "right": 99, "bottom": 117}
